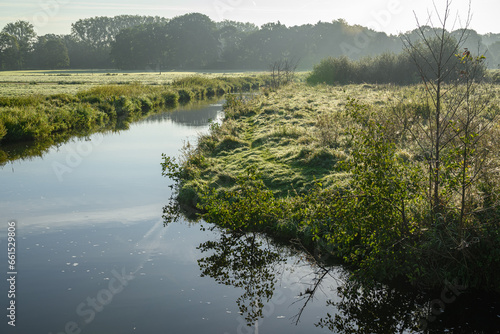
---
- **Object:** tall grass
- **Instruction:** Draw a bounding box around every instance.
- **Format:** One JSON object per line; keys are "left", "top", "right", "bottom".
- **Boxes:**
{"left": 0, "top": 75, "right": 268, "bottom": 160}
{"left": 165, "top": 82, "right": 500, "bottom": 291}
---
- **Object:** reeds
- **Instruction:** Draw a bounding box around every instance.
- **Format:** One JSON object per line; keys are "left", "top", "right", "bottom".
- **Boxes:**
{"left": 0, "top": 75, "right": 267, "bottom": 147}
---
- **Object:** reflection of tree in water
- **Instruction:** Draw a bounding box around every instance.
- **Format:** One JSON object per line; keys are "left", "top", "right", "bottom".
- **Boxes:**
{"left": 312, "top": 268, "right": 500, "bottom": 333}
{"left": 315, "top": 276, "right": 425, "bottom": 333}
{"left": 197, "top": 229, "right": 285, "bottom": 325}
{"left": 164, "top": 214, "right": 500, "bottom": 332}
{"left": 188, "top": 222, "right": 500, "bottom": 332}
{"left": 141, "top": 101, "right": 221, "bottom": 127}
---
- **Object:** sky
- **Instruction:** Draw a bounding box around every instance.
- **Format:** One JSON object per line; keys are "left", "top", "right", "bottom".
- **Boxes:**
{"left": 0, "top": 0, "right": 499, "bottom": 36}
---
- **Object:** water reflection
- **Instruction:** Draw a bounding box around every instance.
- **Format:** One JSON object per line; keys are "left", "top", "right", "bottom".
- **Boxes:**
{"left": 317, "top": 277, "right": 500, "bottom": 333}
{"left": 0, "top": 132, "right": 92, "bottom": 166}
{"left": 317, "top": 278, "right": 425, "bottom": 333}
{"left": 0, "top": 100, "right": 223, "bottom": 166}
{"left": 197, "top": 229, "right": 285, "bottom": 325}
{"left": 189, "top": 221, "right": 500, "bottom": 333}
{"left": 145, "top": 101, "right": 223, "bottom": 126}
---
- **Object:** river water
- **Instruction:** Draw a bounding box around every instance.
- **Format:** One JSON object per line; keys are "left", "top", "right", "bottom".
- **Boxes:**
{"left": 1, "top": 101, "right": 499, "bottom": 334}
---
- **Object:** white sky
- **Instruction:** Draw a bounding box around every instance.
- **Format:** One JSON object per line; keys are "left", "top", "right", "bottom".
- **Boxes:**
{"left": 0, "top": 0, "right": 499, "bottom": 36}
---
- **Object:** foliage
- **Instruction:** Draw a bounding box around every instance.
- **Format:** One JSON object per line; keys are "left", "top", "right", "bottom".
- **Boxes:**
{"left": 32, "top": 37, "right": 70, "bottom": 69}
{"left": 0, "top": 75, "right": 266, "bottom": 164}
{"left": 398, "top": 1, "right": 499, "bottom": 290}
{"left": 0, "top": 20, "right": 36, "bottom": 69}
{"left": 306, "top": 53, "right": 420, "bottom": 85}
{"left": 164, "top": 82, "right": 500, "bottom": 291}
{"left": 197, "top": 231, "right": 284, "bottom": 324}
{"left": 2, "top": 15, "right": 500, "bottom": 71}
{"left": 200, "top": 166, "right": 282, "bottom": 232}
{"left": 322, "top": 99, "right": 422, "bottom": 280}
{"left": 0, "top": 118, "right": 7, "bottom": 141}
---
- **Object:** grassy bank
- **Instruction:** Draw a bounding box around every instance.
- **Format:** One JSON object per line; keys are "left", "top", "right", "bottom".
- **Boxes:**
{"left": 0, "top": 74, "right": 268, "bottom": 164}
{"left": 164, "top": 82, "right": 500, "bottom": 291}
{"left": 0, "top": 70, "right": 266, "bottom": 96}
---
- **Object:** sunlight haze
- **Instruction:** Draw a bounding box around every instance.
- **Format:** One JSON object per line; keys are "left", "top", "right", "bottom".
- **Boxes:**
{"left": 1, "top": 0, "right": 499, "bottom": 35}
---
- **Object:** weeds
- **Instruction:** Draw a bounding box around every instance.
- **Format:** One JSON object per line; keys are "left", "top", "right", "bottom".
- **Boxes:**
{"left": 0, "top": 74, "right": 268, "bottom": 163}
{"left": 164, "top": 82, "right": 500, "bottom": 291}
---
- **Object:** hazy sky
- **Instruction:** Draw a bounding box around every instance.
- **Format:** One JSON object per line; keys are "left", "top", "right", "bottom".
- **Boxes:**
{"left": 1, "top": 0, "right": 499, "bottom": 36}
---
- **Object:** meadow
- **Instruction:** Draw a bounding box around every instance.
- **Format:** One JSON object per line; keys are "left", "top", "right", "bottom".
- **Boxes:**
{"left": 164, "top": 81, "right": 500, "bottom": 291}
{"left": 0, "top": 70, "right": 268, "bottom": 164}
{"left": 0, "top": 70, "right": 263, "bottom": 96}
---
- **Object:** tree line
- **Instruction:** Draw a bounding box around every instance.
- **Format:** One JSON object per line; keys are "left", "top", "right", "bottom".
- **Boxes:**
{"left": 1, "top": 13, "right": 500, "bottom": 71}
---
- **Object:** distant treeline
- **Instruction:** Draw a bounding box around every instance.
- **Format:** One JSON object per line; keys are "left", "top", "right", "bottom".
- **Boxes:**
{"left": 1, "top": 13, "right": 500, "bottom": 71}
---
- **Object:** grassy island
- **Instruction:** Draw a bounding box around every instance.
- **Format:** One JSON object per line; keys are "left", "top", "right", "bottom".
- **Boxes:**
{"left": 164, "top": 82, "right": 500, "bottom": 291}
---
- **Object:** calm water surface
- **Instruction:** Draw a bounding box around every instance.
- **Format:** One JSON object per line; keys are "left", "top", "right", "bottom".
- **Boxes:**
{"left": 0, "top": 103, "right": 339, "bottom": 334}
{"left": 1, "top": 102, "right": 499, "bottom": 334}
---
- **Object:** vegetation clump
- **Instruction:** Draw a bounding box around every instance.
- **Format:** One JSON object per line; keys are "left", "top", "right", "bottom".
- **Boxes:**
{"left": 163, "top": 80, "right": 500, "bottom": 291}
{"left": 0, "top": 75, "right": 268, "bottom": 164}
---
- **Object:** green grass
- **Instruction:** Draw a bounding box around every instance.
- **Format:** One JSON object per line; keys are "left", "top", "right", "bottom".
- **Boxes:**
{"left": 0, "top": 69, "right": 266, "bottom": 96}
{"left": 167, "top": 82, "right": 500, "bottom": 291}
{"left": 0, "top": 73, "right": 269, "bottom": 164}
{"left": 178, "top": 83, "right": 425, "bottom": 195}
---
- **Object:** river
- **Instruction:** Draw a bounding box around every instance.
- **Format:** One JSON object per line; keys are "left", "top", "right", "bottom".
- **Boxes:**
{"left": 1, "top": 101, "right": 499, "bottom": 334}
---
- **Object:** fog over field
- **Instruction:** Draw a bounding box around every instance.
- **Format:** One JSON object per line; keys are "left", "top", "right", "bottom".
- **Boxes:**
{"left": 1, "top": 1, "right": 500, "bottom": 71}
{"left": 1, "top": 0, "right": 499, "bottom": 35}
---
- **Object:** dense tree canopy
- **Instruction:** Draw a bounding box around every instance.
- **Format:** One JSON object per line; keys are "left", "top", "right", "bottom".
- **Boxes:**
{"left": 1, "top": 20, "right": 36, "bottom": 69}
{"left": 0, "top": 14, "right": 499, "bottom": 71}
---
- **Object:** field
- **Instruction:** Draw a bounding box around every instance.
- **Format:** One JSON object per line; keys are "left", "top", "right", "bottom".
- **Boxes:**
{"left": 0, "top": 70, "right": 265, "bottom": 96}
{"left": 0, "top": 70, "right": 269, "bottom": 164}
{"left": 166, "top": 81, "right": 500, "bottom": 290}
{"left": 175, "top": 82, "right": 500, "bottom": 195}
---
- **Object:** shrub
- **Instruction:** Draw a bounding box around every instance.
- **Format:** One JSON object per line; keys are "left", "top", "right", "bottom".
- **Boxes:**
{"left": 177, "top": 89, "right": 195, "bottom": 103}
{"left": 0, "top": 95, "right": 45, "bottom": 108}
{"left": 201, "top": 166, "right": 282, "bottom": 231}
{"left": 0, "top": 106, "right": 52, "bottom": 142}
{"left": 307, "top": 56, "right": 354, "bottom": 85}
{"left": 73, "top": 105, "right": 108, "bottom": 130}
{"left": 114, "top": 96, "right": 141, "bottom": 115}
{"left": 162, "top": 92, "right": 179, "bottom": 108}
{"left": 138, "top": 96, "right": 153, "bottom": 114}
{"left": 0, "top": 121, "right": 6, "bottom": 142}
{"left": 307, "top": 53, "right": 421, "bottom": 85}
{"left": 490, "top": 70, "right": 500, "bottom": 84}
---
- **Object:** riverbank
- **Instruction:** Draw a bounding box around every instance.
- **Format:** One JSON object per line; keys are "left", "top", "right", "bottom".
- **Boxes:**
{"left": 0, "top": 74, "right": 268, "bottom": 164}
{"left": 164, "top": 82, "right": 500, "bottom": 291}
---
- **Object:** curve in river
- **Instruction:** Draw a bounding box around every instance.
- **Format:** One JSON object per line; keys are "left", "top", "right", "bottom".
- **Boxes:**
{"left": 1, "top": 100, "right": 499, "bottom": 334}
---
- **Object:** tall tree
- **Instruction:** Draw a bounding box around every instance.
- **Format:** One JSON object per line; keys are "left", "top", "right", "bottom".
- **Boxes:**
{"left": 1, "top": 20, "right": 36, "bottom": 68}
{"left": 41, "top": 39, "right": 69, "bottom": 69}
{"left": 0, "top": 32, "right": 21, "bottom": 69}
{"left": 72, "top": 15, "right": 168, "bottom": 49}
{"left": 486, "top": 41, "right": 500, "bottom": 69}
{"left": 111, "top": 23, "right": 169, "bottom": 70}
{"left": 166, "top": 13, "right": 218, "bottom": 68}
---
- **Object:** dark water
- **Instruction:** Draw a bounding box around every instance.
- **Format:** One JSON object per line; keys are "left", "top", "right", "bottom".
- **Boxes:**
{"left": 1, "top": 101, "right": 499, "bottom": 334}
